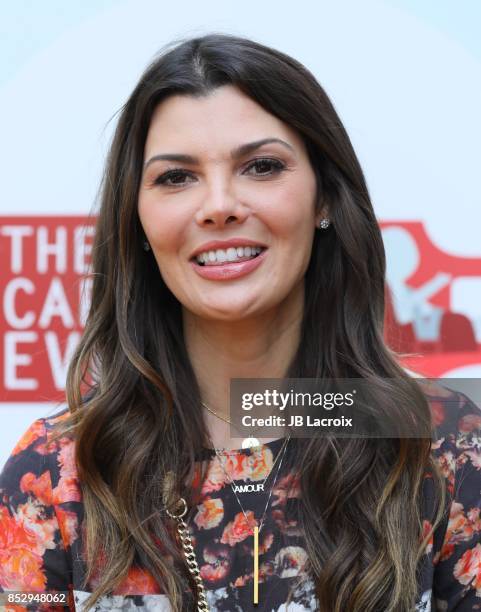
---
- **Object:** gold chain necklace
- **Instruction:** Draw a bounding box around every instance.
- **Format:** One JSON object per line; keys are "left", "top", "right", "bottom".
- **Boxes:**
{"left": 165, "top": 497, "right": 210, "bottom": 611}
{"left": 201, "top": 400, "right": 263, "bottom": 448}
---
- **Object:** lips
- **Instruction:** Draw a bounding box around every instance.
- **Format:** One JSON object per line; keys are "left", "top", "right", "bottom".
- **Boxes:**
{"left": 189, "top": 238, "right": 267, "bottom": 260}
{"left": 196, "top": 246, "right": 266, "bottom": 266}
{"left": 189, "top": 246, "right": 268, "bottom": 281}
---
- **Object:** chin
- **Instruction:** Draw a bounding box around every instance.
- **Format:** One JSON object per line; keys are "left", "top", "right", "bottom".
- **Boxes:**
{"left": 202, "top": 307, "right": 256, "bottom": 321}
{"left": 193, "top": 298, "right": 264, "bottom": 321}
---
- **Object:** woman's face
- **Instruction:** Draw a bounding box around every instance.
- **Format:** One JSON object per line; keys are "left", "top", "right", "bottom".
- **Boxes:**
{"left": 138, "top": 85, "right": 319, "bottom": 321}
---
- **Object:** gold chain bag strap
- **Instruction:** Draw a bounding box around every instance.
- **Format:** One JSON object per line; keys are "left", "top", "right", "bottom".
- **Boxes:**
{"left": 163, "top": 471, "right": 210, "bottom": 611}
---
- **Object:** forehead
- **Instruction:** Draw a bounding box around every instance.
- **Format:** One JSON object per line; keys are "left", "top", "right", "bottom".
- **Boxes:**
{"left": 143, "top": 85, "right": 305, "bottom": 156}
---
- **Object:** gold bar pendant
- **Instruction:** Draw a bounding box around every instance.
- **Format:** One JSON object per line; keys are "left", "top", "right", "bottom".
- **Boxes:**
{"left": 253, "top": 525, "right": 259, "bottom": 604}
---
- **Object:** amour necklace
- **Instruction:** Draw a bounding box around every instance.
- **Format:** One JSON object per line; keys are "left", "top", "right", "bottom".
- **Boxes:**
{"left": 213, "top": 434, "right": 291, "bottom": 605}
{"left": 165, "top": 435, "right": 291, "bottom": 610}
{"left": 215, "top": 432, "right": 290, "bottom": 495}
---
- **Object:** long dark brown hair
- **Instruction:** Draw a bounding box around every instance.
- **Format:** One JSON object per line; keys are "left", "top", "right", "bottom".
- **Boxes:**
{"left": 53, "top": 33, "right": 447, "bottom": 611}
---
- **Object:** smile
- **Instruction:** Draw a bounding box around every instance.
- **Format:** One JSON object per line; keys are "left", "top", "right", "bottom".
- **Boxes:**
{"left": 189, "top": 247, "right": 268, "bottom": 281}
{"left": 194, "top": 245, "right": 266, "bottom": 266}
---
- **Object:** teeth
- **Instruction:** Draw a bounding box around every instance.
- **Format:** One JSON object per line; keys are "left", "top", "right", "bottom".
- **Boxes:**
{"left": 195, "top": 245, "right": 263, "bottom": 265}
{"left": 226, "top": 247, "right": 238, "bottom": 261}
{"left": 216, "top": 249, "right": 227, "bottom": 263}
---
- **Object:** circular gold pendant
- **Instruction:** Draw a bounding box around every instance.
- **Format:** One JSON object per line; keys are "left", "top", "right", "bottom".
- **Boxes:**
{"left": 242, "top": 436, "right": 261, "bottom": 449}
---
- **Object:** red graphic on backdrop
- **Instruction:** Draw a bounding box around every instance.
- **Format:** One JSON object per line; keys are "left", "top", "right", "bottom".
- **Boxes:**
{"left": 0, "top": 218, "right": 94, "bottom": 402}
{"left": 381, "top": 222, "right": 481, "bottom": 377}
{"left": 1, "top": 218, "right": 480, "bottom": 402}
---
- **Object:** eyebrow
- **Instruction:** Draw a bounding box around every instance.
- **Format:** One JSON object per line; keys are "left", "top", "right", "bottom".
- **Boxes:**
{"left": 143, "top": 137, "right": 296, "bottom": 171}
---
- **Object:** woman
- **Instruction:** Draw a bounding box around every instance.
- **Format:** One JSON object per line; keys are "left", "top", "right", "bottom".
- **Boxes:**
{"left": 1, "top": 33, "right": 480, "bottom": 612}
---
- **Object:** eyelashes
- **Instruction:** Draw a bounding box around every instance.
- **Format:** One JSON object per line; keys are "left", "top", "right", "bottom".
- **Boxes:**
{"left": 244, "top": 158, "right": 286, "bottom": 177}
{"left": 154, "top": 169, "right": 194, "bottom": 187}
{"left": 152, "top": 158, "right": 287, "bottom": 188}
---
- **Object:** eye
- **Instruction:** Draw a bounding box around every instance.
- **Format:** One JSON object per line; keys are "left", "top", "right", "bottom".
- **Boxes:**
{"left": 243, "top": 158, "right": 286, "bottom": 177}
{"left": 153, "top": 169, "right": 196, "bottom": 187}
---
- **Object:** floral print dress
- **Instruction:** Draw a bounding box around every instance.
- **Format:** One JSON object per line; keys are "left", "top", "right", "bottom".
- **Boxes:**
{"left": 1, "top": 383, "right": 481, "bottom": 611}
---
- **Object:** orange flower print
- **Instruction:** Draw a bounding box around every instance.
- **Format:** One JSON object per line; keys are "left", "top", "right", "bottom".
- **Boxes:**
{"left": 56, "top": 507, "right": 79, "bottom": 547}
{"left": 245, "top": 447, "right": 274, "bottom": 481}
{"left": 440, "top": 502, "right": 481, "bottom": 561}
{"left": 194, "top": 497, "right": 224, "bottom": 530}
{"left": 34, "top": 434, "right": 62, "bottom": 456}
{"left": 201, "top": 460, "right": 227, "bottom": 495}
{"left": 200, "top": 544, "right": 231, "bottom": 582}
{"left": 58, "top": 438, "right": 78, "bottom": 479}
{"left": 421, "top": 520, "right": 434, "bottom": 555}
{"left": 454, "top": 543, "right": 481, "bottom": 594}
{"left": 468, "top": 507, "right": 481, "bottom": 525}
{"left": 84, "top": 541, "right": 150, "bottom": 594}
{"left": 20, "top": 472, "right": 52, "bottom": 507}
{"left": 14, "top": 501, "right": 57, "bottom": 555}
{"left": 200, "top": 562, "right": 229, "bottom": 583}
{"left": 434, "top": 450, "right": 455, "bottom": 489}
{"left": 1, "top": 546, "right": 46, "bottom": 591}
{"left": 52, "top": 438, "right": 81, "bottom": 504}
{"left": 0, "top": 505, "right": 50, "bottom": 590}
{"left": 221, "top": 511, "right": 255, "bottom": 546}
{"left": 12, "top": 420, "right": 45, "bottom": 456}
{"left": 272, "top": 473, "right": 301, "bottom": 507}
{"left": 459, "top": 413, "right": 481, "bottom": 434}
{"left": 221, "top": 453, "right": 250, "bottom": 481}
{"left": 113, "top": 566, "right": 161, "bottom": 595}
{"left": 52, "top": 477, "right": 81, "bottom": 505}
{"left": 271, "top": 508, "right": 301, "bottom": 537}
{"left": 233, "top": 573, "right": 250, "bottom": 587}
{"left": 259, "top": 531, "right": 274, "bottom": 554}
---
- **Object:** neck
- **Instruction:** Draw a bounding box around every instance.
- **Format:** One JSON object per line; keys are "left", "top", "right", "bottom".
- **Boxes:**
{"left": 182, "top": 284, "right": 304, "bottom": 448}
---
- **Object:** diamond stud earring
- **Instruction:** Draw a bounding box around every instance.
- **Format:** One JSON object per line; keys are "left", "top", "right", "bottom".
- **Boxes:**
{"left": 318, "top": 218, "right": 330, "bottom": 229}
{"left": 143, "top": 240, "right": 151, "bottom": 251}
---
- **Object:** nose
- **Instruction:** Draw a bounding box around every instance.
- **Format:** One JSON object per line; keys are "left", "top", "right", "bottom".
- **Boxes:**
{"left": 194, "top": 175, "right": 249, "bottom": 228}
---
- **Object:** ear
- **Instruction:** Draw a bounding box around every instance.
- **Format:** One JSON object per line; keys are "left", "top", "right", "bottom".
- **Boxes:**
{"left": 315, "top": 205, "right": 330, "bottom": 227}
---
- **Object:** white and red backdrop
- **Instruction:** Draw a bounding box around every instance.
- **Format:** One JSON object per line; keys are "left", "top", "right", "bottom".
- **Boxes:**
{"left": 1, "top": 0, "right": 480, "bottom": 466}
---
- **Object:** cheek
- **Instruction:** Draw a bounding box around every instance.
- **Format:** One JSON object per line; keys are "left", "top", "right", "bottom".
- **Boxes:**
{"left": 260, "top": 180, "right": 316, "bottom": 239}
{"left": 138, "top": 196, "right": 187, "bottom": 255}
